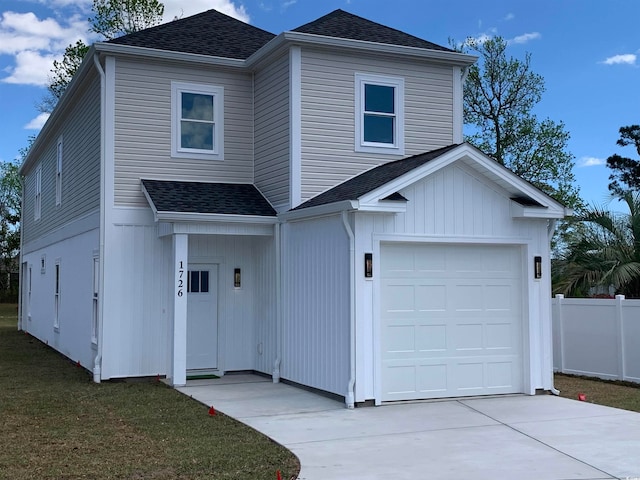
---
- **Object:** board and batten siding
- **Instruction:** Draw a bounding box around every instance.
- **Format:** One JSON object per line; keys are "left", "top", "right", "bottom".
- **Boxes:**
{"left": 254, "top": 53, "right": 290, "bottom": 210}
{"left": 282, "top": 215, "right": 350, "bottom": 397}
{"left": 352, "top": 162, "right": 553, "bottom": 401}
{"left": 22, "top": 73, "right": 101, "bottom": 245}
{"left": 299, "top": 48, "right": 455, "bottom": 202}
{"left": 113, "top": 58, "right": 254, "bottom": 207}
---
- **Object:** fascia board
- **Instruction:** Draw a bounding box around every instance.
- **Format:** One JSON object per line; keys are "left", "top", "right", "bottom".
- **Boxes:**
{"left": 277, "top": 31, "right": 477, "bottom": 66}
{"left": 95, "top": 42, "right": 246, "bottom": 68}
{"left": 357, "top": 202, "right": 407, "bottom": 213}
{"left": 21, "top": 45, "right": 99, "bottom": 175}
{"left": 140, "top": 183, "right": 160, "bottom": 221}
{"left": 279, "top": 200, "right": 359, "bottom": 221}
{"left": 155, "top": 211, "right": 278, "bottom": 224}
{"left": 510, "top": 201, "right": 566, "bottom": 219}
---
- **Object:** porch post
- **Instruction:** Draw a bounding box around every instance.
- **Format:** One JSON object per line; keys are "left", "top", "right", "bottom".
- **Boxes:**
{"left": 171, "top": 233, "right": 188, "bottom": 386}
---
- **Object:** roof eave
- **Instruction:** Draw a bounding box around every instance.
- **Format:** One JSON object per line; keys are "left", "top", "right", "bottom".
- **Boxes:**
{"left": 280, "top": 200, "right": 359, "bottom": 221}
{"left": 155, "top": 211, "right": 278, "bottom": 223}
{"left": 277, "top": 31, "right": 477, "bottom": 66}
{"left": 95, "top": 42, "right": 246, "bottom": 68}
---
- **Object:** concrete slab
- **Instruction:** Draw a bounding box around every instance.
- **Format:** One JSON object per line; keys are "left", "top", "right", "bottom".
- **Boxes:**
{"left": 178, "top": 377, "right": 640, "bottom": 480}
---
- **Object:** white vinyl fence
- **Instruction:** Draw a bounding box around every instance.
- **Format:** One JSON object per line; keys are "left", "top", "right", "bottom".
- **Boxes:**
{"left": 552, "top": 294, "right": 640, "bottom": 383}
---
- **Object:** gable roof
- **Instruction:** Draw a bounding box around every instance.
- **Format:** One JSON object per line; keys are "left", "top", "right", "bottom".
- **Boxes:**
{"left": 293, "top": 144, "right": 460, "bottom": 210}
{"left": 141, "top": 180, "right": 276, "bottom": 217}
{"left": 292, "top": 9, "right": 452, "bottom": 52}
{"left": 108, "top": 9, "right": 275, "bottom": 59}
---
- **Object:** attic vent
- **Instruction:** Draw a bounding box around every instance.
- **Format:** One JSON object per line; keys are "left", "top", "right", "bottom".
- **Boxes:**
{"left": 381, "top": 192, "right": 407, "bottom": 201}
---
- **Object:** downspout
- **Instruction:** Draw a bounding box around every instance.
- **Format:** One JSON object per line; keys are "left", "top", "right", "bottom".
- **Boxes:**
{"left": 547, "top": 219, "right": 560, "bottom": 395}
{"left": 92, "top": 53, "right": 105, "bottom": 384}
{"left": 341, "top": 211, "right": 356, "bottom": 409}
{"left": 272, "top": 222, "right": 281, "bottom": 382}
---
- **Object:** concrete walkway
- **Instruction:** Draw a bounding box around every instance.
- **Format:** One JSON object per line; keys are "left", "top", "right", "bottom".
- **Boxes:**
{"left": 178, "top": 375, "right": 640, "bottom": 480}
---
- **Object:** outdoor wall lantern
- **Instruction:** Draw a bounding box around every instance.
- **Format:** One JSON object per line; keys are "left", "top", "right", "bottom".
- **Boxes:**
{"left": 534, "top": 256, "right": 542, "bottom": 279}
{"left": 234, "top": 268, "right": 241, "bottom": 288}
{"left": 364, "top": 253, "right": 373, "bottom": 278}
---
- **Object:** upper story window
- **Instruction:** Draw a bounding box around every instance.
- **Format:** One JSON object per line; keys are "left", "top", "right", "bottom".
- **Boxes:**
{"left": 34, "top": 165, "right": 42, "bottom": 221}
{"left": 171, "top": 82, "right": 224, "bottom": 160}
{"left": 56, "top": 136, "right": 62, "bottom": 206}
{"left": 355, "top": 73, "right": 405, "bottom": 155}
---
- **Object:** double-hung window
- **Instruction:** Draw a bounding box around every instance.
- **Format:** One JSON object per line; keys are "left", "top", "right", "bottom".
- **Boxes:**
{"left": 171, "top": 82, "right": 224, "bottom": 160}
{"left": 355, "top": 73, "right": 404, "bottom": 155}
{"left": 34, "top": 165, "right": 42, "bottom": 221}
{"left": 56, "top": 136, "right": 62, "bottom": 206}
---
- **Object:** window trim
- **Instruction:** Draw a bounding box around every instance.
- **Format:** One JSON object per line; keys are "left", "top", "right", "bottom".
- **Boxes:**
{"left": 53, "top": 258, "right": 61, "bottom": 331}
{"left": 171, "top": 81, "right": 224, "bottom": 160}
{"left": 34, "top": 165, "right": 42, "bottom": 221}
{"left": 354, "top": 73, "right": 405, "bottom": 155}
{"left": 56, "top": 136, "right": 62, "bottom": 206}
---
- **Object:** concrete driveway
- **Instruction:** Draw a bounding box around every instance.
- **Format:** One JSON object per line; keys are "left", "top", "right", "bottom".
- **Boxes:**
{"left": 178, "top": 375, "right": 640, "bottom": 480}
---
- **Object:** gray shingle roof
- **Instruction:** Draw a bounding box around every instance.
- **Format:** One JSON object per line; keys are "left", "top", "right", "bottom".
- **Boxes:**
{"left": 293, "top": 144, "right": 460, "bottom": 210}
{"left": 141, "top": 180, "right": 276, "bottom": 216}
{"left": 292, "top": 9, "right": 452, "bottom": 52}
{"left": 108, "top": 9, "right": 275, "bottom": 59}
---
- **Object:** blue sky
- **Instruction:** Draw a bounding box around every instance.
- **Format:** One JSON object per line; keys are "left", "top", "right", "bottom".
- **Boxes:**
{"left": 1, "top": 0, "right": 639, "bottom": 207}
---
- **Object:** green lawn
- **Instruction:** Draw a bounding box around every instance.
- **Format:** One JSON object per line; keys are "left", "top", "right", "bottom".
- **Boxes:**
{"left": 0, "top": 305, "right": 299, "bottom": 480}
{"left": 554, "top": 372, "right": 640, "bottom": 413}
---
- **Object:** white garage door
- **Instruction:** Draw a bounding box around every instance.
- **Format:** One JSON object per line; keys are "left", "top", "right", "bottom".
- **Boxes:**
{"left": 380, "top": 243, "right": 524, "bottom": 401}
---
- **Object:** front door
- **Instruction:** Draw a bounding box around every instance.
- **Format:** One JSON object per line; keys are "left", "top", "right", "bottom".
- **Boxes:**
{"left": 186, "top": 264, "right": 218, "bottom": 371}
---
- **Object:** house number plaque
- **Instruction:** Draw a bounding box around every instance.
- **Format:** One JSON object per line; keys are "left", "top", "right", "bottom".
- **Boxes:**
{"left": 177, "top": 260, "right": 185, "bottom": 297}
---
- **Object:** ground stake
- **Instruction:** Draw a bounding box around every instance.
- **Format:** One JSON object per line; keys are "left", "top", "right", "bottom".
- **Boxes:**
{"left": 208, "top": 406, "right": 216, "bottom": 416}
{"left": 276, "top": 470, "right": 282, "bottom": 480}
{"left": 578, "top": 393, "right": 586, "bottom": 401}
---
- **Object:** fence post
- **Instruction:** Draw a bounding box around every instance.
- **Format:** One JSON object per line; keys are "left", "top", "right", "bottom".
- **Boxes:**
{"left": 555, "top": 294, "right": 565, "bottom": 373}
{"left": 616, "top": 294, "right": 626, "bottom": 381}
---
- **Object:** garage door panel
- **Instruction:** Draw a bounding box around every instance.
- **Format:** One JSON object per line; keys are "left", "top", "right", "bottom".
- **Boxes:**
{"left": 381, "top": 243, "right": 524, "bottom": 401}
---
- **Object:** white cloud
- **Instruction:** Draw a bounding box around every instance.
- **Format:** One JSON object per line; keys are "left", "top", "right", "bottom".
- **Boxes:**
{"left": 2, "top": 50, "right": 57, "bottom": 85}
{"left": 579, "top": 156, "right": 606, "bottom": 167}
{"left": 602, "top": 54, "right": 637, "bottom": 66}
{"left": 162, "top": 0, "right": 249, "bottom": 23}
{"left": 504, "top": 13, "right": 515, "bottom": 21}
{"left": 24, "top": 112, "right": 50, "bottom": 130}
{"left": 281, "top": 0, "right": 297, "bottom": 9}
{"left": 509, "top": 32, "right": 541, "bottom": 44}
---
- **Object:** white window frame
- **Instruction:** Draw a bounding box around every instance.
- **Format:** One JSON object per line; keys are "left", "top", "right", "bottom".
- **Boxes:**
{"left": 35, "top": 165, "right": 42, "bottom": 221}
{"left": 56, "top": 136, "right": 63, "bottom": 206}
{"left": 355, "top": 73, "right": 405, "bottom": 155}
{"left": 171, "top": 81, "right": 224, "bottom": 160}
{"left": 91, "top": 254, "right": 99, "bottom": 345}
{"left": 54, "top": 259, "right": 61, "bottom": 331}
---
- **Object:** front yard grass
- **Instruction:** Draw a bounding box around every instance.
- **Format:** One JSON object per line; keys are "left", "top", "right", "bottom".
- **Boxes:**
{"left": 0, "top": 305, "right": 299, "bottom": 479}
{"left": 554, "top": 372, "right": 640, "bottom": 413}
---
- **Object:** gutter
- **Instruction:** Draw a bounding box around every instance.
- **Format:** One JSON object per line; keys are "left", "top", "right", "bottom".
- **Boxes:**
{"left": 341, "top": 211, "right": 356, "bottom": 409}
{"left": 547, "top": 218, "right": 560, "bottom": 396}
{"left": 92, "top": 53, "right": 105, "bottom": 384}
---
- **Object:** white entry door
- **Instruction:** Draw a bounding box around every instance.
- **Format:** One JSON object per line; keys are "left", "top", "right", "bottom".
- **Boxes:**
{"left": 187, "top": 264, "right": 218, "bottom": 371}
{"left": 380, "top": 243, "right": 524, "bottom": 401}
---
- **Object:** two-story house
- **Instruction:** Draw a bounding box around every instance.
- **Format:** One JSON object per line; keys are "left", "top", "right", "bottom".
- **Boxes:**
{"left": 19, "top": 9, "right": 568, "bottom": 407}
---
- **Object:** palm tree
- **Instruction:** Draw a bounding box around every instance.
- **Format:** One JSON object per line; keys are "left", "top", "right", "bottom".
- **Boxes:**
{"left": 554, "top": 192, "right": 640, "bottom": 298}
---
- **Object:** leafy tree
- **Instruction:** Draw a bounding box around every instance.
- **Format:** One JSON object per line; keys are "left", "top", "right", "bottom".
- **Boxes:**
{"left": 43, "top": 0, "right": 164, "bottom": 110}
{"left": 553, "top": 192, "right": 640, "bottom": 298}
{"left": 90, "top": 0, "right": 164, "bottom": 39}
{"left": 461, "top": 37, "right": 581, "bottom": 210}
{"left": 606, "top": 125, "right": 640, "bottom": 195}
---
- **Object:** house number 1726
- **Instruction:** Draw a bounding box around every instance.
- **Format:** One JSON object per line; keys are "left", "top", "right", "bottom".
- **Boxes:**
{"left": 177, "top": 260, "right": 185, "bottom": 297}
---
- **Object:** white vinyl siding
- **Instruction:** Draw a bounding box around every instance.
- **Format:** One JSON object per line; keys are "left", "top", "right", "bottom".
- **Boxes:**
{"left": 254, "top": 53, "right": 290, "bottom": 210}
{"left": 299, "top": 48, "right": 454, "bottom": 202}
{"left": 114, "top": 59, "right": 254, "bottom": 207}
{"left": 22, "top": 73, "right": 101, "bottom": 245}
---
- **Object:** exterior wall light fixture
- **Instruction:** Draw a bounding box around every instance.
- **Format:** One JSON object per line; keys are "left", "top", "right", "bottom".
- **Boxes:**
{"left": 364, "top": 253, "right": 373, "bottom": 278}
{"left": 234, "top": 268, "right": 241, "bottom": 288}
{"left": 534, "top": 256, "right": 542, "bottom": 279}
